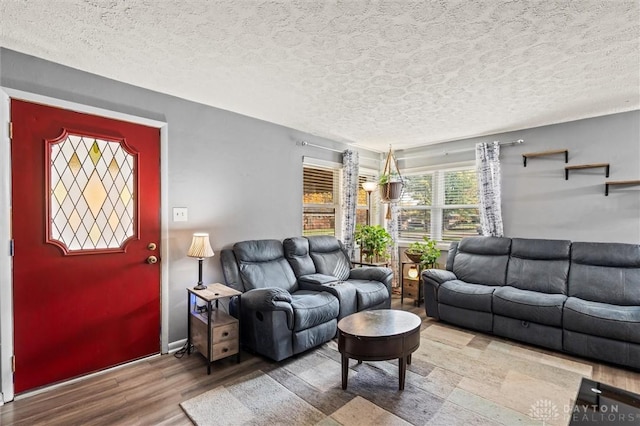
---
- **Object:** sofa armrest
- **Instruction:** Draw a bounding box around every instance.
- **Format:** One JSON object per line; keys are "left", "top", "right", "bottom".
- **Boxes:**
{"left": 422, "top": 269, "right": 457, "bottom": 288}
{"left": 421, "top": 269, "right": 456, "bottom": 320}
{"left": 241, "top": 287, "right": 294, "bottom": 329}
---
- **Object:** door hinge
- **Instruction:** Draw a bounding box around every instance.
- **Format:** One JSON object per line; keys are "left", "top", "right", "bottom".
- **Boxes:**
{"left": 9, "top": 239, "right": 14, "bottom": 256}
{"left": 8, "top": 122, "right": 13, "bottom": 140}
{"left": 11, "top": 356, "right": 15, "bottom": 373}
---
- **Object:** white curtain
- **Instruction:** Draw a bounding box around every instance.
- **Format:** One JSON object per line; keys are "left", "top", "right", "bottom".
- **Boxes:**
{"left": 385, "top": 202, "right": 400, "bottom": 288}
{"left": 341, "top": 150, "right": 359, "bottom": 259}
{"left": 475, "top": 141, "right": 504, "bottom": 237}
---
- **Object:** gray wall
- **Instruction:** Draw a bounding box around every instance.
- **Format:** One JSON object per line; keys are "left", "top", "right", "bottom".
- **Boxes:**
{"left": 398, "top": 110, "right": 640, "bottom": 243}
{"left": 0, "top": 48, "right": 380, "bottom": 344}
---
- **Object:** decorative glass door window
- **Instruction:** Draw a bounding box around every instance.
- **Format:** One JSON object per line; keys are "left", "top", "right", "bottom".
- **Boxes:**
{"left": 46, "top": 131, "right": 137, "bottom": 254}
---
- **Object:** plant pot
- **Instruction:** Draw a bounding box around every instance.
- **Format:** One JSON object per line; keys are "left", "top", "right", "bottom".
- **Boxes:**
{"left": 380, "top": 181, "right": 403, "bottom": 202}
{"left": 404, "top": 251, "right": 422, "bottom": 263}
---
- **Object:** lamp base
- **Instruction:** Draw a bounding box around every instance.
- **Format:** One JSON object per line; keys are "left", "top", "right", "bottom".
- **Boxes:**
{"left": 193, "top": 283, "right": 208, "bottom": 290}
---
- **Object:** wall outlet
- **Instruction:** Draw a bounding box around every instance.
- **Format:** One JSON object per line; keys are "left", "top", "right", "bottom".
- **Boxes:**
{"left": 173, "top": 207, "right": 188, "bottom": 222}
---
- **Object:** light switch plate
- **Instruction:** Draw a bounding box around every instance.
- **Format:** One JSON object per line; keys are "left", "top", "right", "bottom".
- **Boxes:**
{"left": 173, "top": 207, "right": 188, "bottom": 222}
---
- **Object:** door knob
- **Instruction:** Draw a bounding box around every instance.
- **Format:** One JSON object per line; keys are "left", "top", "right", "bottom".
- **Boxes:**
{"left": 147, "top": 255, "right": 158, "bottom": 264}
{"left": 148, "top": 242, "right": 157, "bottom": 250}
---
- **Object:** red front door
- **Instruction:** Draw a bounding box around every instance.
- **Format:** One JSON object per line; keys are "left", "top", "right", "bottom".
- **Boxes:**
{"left": 11, "top": 99, "right": 161, "bottom": 393}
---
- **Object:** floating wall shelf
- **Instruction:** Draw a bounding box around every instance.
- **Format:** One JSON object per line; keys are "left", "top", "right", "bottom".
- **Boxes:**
{"left": 565, "top": 163, "right": 610, "bottom": 180}
{"left": 522, "top": 149, "right": 568, "bottom": 167}
{"left": 605, "top": 180, "right": 640, "bottom": 196}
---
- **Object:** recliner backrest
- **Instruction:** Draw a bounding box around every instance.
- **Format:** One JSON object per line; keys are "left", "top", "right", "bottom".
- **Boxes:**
{"left": 283, "top": 237, "right": 316, "bottom": 277}
{"left": 233, "top": 239, "right": 298, "bottom": 292}
{"left": 507, "top": 238, "right": 571, "bottom": 294}
{"left": 306, "top": 236, "right": 351, "bottom": 281}
{"left": 452, "top": 237, "right": 511, "bottom": 286}
{"left": 568, "top": 242, "right": 640, "bottom": 305}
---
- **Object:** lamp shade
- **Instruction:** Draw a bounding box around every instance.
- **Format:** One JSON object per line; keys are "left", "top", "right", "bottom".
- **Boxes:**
{"left": 362, "top": 181, "right": 377, "bottom": 192}
{"left": 407, "top": 265, "right": 419, "bottom": 279}
{"left": 187, "top": 233, "right": 214, "bottom": 258}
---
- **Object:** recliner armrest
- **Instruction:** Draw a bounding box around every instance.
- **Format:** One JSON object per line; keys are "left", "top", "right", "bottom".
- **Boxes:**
{"left": 298, "top": 273, "right": 338, "bottom": 286}
{"left": 241, "top": 287, "right": 294, "bottom": 329}
{"left": 349, "top": 266, "right": 393, "bottom": 283}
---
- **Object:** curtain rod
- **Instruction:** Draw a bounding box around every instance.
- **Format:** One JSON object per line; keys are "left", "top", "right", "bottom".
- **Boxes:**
{"left": 298, "top": 140, "right": 346, "bottom": 154}
{"left": 397, "top": 139, "right": 524, "bottom": 160}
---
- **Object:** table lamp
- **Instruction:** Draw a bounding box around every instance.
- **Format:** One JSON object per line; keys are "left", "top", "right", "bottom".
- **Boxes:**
{"left": 187, "top": 232, "right": 214, "bottom": 290}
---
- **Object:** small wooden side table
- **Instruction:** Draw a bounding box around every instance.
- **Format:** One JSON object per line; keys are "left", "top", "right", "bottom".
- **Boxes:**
{"left": 187, "top": 283, "right": 242, "bottom": 374}
{"left": 400, "top": 261, "right": 424, "bottom": 306}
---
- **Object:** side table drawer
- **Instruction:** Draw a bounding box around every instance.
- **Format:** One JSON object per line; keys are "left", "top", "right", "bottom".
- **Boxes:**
{"left": 211, "top": 336, "right": 239, "bottom": 361}
{"left": 190, "top": 310, "right": 239, "bottom": 361}
{"left": 403, "top": 279, "right": 419, "bottom": 299}
{"left": 213, "top": 322, "right": 238, "bottom": 342}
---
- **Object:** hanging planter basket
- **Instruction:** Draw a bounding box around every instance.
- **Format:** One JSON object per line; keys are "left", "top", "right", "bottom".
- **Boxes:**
{"left": 379, "top": 147, "right": 404, "bottom": 203}
{"left": 380, "top": 181, "right": 403, "bottom": 202}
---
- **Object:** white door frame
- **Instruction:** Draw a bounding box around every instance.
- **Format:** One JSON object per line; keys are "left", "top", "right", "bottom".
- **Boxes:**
{"left": 0, "top": 88, "right": 170, "bottom": 403}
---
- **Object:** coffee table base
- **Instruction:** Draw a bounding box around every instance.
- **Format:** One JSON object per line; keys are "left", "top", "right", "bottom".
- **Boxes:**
{"left": 341, "top": 353, "right": 414, "bottom": 390}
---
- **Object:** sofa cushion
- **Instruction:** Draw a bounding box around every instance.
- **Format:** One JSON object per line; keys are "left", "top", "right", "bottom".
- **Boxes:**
{"left": 283, "top": 237, "right": 317, "bottom": 277}
{"left": 234, "top": 240, "right": 298, "bottom": 292}
{"left": 563, "top": 297, "right": 640, "bottom": 344}
{"left": 493, "top": 286, "right": 566, "bottom": 326}
{"left": 347, "top": 279, "right": 389, "bottom": 310}
{"left": 438, "top": 280, "right": 497, "bottom": 312}
{"left": 568, "top": 242, "right": 640, "bottom": 305}
{"left": 506, "top": 238, "right": 570, "bottom": 294}
{"left": 290, "top": 290, "right": 340, "bottom": 332}
{"left": 307, "top": 236, "right": 351, "bottom": 281}
{"left": 452, "top": 237, "right": 511, "bottom": 287}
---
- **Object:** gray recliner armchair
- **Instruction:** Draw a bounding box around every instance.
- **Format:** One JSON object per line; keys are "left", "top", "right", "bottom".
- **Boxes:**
{"left": 220, "top": 239, "right": 339, "bottom": 362}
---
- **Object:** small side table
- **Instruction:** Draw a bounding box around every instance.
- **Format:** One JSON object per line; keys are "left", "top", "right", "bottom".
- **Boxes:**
{"left": 187, "top": 283, "right": 242, "bottom": 374}
{"left": 400, "top": 261, "right": 423, "bottom": 306}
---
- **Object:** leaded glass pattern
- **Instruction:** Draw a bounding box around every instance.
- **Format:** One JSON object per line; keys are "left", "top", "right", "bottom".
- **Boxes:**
{"left": 49, "top": 133, "right": 135, "bottom": 252}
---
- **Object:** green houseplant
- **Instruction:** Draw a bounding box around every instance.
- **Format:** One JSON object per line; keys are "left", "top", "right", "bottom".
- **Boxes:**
{"left": 404, "top": 236, "right": 440, "bottom": 268}
{"left": 353, "top": 224, "right": 392, "bottom": 263}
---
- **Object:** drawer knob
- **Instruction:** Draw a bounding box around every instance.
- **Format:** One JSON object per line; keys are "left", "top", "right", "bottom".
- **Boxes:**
{"left": 223, "top": 348, "right": 228, "bottom": 352}
{"left": 223, "top": 332, "right": 229, "bottom": 337}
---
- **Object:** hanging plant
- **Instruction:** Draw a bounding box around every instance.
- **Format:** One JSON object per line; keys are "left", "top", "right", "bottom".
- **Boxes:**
{"left": 379, "top": 146, "right": 404, "bottom": 204}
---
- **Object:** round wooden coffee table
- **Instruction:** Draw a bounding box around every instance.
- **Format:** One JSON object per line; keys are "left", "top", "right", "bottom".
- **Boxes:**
{"left": 338, "top": 309, "right": 421, "bottom": 390}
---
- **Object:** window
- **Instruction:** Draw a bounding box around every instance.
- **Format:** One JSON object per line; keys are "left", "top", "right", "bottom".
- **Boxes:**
{"left": 399, "top": 166, "right": 480, "bottom": 242}
{"left": 303, "top": 165, "right": 339, "bottom": 236}
{"left": 356, "top": 174, "right": 376, "bottom": 227}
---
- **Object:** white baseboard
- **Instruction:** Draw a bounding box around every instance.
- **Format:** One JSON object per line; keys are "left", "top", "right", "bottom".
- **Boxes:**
{"left": 169, "top": 338, "right": 188, "bottom": 354}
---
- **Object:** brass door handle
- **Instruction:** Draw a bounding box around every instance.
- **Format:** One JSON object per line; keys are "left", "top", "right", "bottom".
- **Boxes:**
{"left": 147, "top": 255, "right": 158, "bottom": 264}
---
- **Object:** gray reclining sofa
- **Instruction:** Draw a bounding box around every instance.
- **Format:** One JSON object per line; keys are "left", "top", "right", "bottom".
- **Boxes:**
{"left": 422, "top": 236, "right": 640, "bottom": 369}
{"left": 221, "top": 235, "right": 392, "bottom": 361}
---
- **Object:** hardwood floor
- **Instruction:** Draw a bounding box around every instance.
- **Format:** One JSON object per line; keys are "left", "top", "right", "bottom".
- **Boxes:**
{"left": 1, "top": 296, "right": 639, "bottom": 425}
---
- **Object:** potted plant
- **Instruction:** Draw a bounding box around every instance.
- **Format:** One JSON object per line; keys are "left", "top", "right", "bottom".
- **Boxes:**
{"left": 379, "top": 172, "right": 403, "bottom": 202}
{"left": 404, "top": 237, "right": 440, "bottom": 268}
{"left": 353, "top": 224, "right": 392, "bottom": 263}
{"left": 379, "top": 147, "right": 404, "bottom": 203}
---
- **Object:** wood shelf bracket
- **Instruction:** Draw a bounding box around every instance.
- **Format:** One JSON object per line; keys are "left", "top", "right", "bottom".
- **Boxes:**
{"left": 605, "top": 180, "right": 640, "bottom": 196}
{"left": 522, "top": 149, "right": 568, "bottom": 167}
{"left": 565, "top": 163, "right": 610, "bottom": 180}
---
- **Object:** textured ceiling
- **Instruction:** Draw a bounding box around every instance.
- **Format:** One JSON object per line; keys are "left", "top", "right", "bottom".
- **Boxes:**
{"left": 1, "top": 0, "right": 638, "bottom": 152}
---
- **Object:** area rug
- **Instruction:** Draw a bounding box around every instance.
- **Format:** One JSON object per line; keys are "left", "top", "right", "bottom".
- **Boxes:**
{"left": 181, "top": 324, "right": 593, "bottom": 425}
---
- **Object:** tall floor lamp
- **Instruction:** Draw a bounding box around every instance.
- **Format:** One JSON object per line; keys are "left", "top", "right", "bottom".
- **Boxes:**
{"left": 362, "top": 181, "right": 377, "bottom": 225}
{"left": 187, "top": 233, "right": 215, "bottom": 290}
